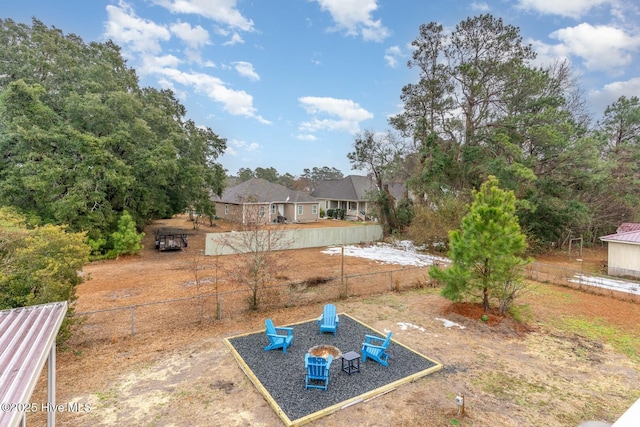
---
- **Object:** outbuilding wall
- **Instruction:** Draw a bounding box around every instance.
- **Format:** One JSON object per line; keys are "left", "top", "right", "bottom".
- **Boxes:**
{"left": 607, "top": 242, "right": 640, "bottom": 279}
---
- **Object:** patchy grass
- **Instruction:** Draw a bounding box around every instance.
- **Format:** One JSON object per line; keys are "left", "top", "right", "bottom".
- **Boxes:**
{"left": 95, "top": 388, "right": 118, "bottom": 406}
{"left": 361, "top": 293, "right": 407, "bottom": 312}
{"left": 559, "top": 316, "right": 640, "bottom": 362}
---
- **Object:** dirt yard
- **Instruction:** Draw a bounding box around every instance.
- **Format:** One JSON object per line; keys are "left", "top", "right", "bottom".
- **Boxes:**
{"left": 30, "top": 216, "right": 640, "bottom": 426}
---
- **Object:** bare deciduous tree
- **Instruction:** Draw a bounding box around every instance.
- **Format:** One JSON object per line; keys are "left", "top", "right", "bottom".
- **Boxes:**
{"left": 217, "top": 202, "right": 291, "bottom": 310}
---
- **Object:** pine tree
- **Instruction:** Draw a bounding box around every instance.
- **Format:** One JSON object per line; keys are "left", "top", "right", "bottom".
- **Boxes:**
{"left": 430, "top": 176, "right": 529, "bottom": 314}
{"left": 110, "top": 211, "right": 144, "bottom": 257}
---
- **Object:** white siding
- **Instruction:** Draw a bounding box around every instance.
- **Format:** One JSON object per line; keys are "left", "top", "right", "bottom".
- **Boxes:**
{"left": 607, "top": 242, "right": 640, "bottom": 278}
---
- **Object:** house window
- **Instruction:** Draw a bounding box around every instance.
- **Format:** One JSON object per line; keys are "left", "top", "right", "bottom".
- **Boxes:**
{"left": 349, "top": 201, "right": 357, "bottom": 210}
{"left": 224, "top": 204, "right": 229, "bottom": 214}
{"left": 259, "top": 206, "right": 265, "bottom": 217}
{"left": 312, "top": 204, "right": 318, "bottom": 215}
{"left": 298, "top": 205, "right": 303, "bottom": 215}
{"left": 270, "top": 204, "right": 276, "bottom": 214}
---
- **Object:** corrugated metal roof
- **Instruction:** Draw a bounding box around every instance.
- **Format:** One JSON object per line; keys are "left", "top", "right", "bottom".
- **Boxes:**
{"left": 600, "top": 230, "right": 640, "bottom": 244}
{"left": 0, "top": 302, "right": 68, "bottom": 427}
{"left": 617, "top": 223, "right": 640, "bottom": 233}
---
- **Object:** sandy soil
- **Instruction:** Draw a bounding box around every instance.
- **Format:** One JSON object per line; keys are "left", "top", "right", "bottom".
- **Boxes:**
{"left": 29, "top": 215, "right": 640, "bottom": 427}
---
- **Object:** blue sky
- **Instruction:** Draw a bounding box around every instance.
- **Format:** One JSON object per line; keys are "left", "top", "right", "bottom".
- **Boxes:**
{"left": 2, "top": 0, "right": 639, "bottom": 177}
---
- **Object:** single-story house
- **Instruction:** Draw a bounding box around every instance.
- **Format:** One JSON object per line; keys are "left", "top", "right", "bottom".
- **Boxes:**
{"left": 213, "top": 178, "right": 320, "bottom": 224}
{"left": 311, "top": 175, "right": 405, "bottom": 221}
{"left": 599, "top": 223, "right": 640, "bottom": 279}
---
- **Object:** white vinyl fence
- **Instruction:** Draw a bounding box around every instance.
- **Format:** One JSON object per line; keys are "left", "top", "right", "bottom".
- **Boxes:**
{"left": 205, "top": 224, "right": 383, "bottom": 255}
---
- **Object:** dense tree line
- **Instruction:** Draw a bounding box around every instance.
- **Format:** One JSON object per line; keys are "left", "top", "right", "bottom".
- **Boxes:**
{"left": 0, "top": 19, "right": 226, "bottom": 255}
{"left": 363, "top": 15, "right": 639, "bottom": 249}
{"left": 233, "top": 165, "right": 343, "bottom": 192}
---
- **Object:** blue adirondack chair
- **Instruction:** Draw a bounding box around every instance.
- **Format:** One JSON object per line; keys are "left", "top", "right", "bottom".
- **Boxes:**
{"left": 317, "top": 303, "right": 339, "bottom": 335}
{"left": 361, "top": 331, "right": 392, "bottom": 367}
{"left": 264, "top": 318, "right": 294, "bottom": 354}
{"left": 305, "top": 354, "right": 333, "bottom": 390}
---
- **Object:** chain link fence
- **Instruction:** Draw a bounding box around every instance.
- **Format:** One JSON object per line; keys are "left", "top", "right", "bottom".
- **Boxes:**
{"left": 524, "top": 262, "right": 640, "bottom": 302}
{"left": 70, "top": 266, "right": 430, "bottom": 345}
{"left": 70, "top": 261, "right": 639, "bottom": 345}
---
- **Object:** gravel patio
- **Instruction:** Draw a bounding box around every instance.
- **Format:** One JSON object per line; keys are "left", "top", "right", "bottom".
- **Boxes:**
{"left": 225, "top": 313, "right": 443, "bottom": 426}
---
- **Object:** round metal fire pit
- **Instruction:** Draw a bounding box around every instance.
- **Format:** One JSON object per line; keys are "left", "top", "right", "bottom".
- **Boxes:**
{"left": 308, "top": 345, "right": 342, "bottom": 360}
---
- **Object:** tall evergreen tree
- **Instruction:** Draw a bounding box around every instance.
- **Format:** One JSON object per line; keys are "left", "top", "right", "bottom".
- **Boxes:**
{"left": 393, "top": 16, "right": 608, "bottom": 247}
{"left": 597, "top": 96, "right": 640, "bottom": 224}
{"left": 430, "top": 176, "right": 529, "bottom": 314}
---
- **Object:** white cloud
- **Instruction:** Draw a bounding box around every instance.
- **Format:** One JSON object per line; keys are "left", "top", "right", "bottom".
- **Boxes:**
{"left": 296, "top": 134, "right": 318, "bottom": 141}
{"left": 470, "top": 2, "right": 491, "bottom": 12}
{"left": 151, "top": 0, "right": 254, "bottom": 31}
{"left": 170, "top": 21, "right": 210, "bottom": 49}
{"left": 233, "top": 61, "right": 260, "bottom": 81}
{"left": 141, "top": 53, "right": 182, "bottom": 71}
{"left": 104, "top": 1, "right": 269, "bottom": 126}
{"left": 105, "top": 2, "right": 171, "bottom": 54}
{"left": 384, "top": 55, "right": 397, "bottom": 68}
{"left": 529, "top": 38, "right": 571, "bottom": 68}
{"left": 156, "top": 77, "right": 187, "bottom": 100}
{"left": 184, "top": 48, "right": 202, "bottom": 63}
{"left": 223, "top": 32, "right": 245, "bottom": 46}
{"left": 315, "top": 0, "right": 390, "bottom": 42}
{"left": 298, "top": 96, "right": 373, "bottom": 134}
{"left": 589, "top": 77, "right": 640, "bottom": 115}
{"left": 549, "top": 23, "right": 639, "bottom": 72}
{"left": 227, "top": 139, "right": 261, "bottom": 155}
{"left": 516, "top": 0, "right": 610, "bottom": 19}
{"left": 151, "top": 67, "right": 270, "bottom": 123}
{"left": 384, "top": 45, "right": 402, "bottom": 68}
{"left": 299, "top": 96, "right": 373, "bottom": 121}
{"left": 300, "top": 118, "right": 362, "bottom": 133}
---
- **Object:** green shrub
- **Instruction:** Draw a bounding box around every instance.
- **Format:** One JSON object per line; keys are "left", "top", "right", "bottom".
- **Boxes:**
{"left": 108, "top": 211, "right": 144, "bottom": 257}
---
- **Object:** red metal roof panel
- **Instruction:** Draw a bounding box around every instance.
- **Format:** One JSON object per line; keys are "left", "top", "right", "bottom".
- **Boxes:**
{"left": 600, "top": 230, "right": 640, "bottom": 244}
{"left": 617, "top": 223, "right": 640, "bottom": 233}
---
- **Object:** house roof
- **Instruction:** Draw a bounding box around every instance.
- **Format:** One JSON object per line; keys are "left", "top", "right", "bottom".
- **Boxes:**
{"left": 311, "top": 175, "right": 405, "bottom": 201}
{"left": 617, "top": 223, "right": 640, "bottom": 233}
{"left": 214, "top": 178, "right": 317, "bottom": 204}
{"left": 311, "top": 175, "right": 375, "bottom": 201}
{"left": 600, "top": 230, "right": 640, "bottom": 245}
{"left": 386, "top": 182, "right": 406, "bottom": 201}
{"left": 0, "top": 302, "right": 68, "bottom": 427}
